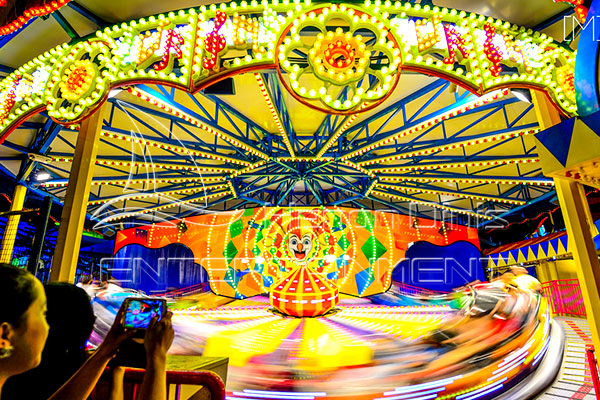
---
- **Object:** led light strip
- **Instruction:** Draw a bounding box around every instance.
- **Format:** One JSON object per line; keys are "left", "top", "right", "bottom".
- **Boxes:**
{"left": 358, "top": 128, "right": 539, "bottom": 166}
{"left": 367, "top": 157, "right": 540, "bottom": 173}
{"left": 51, "top": 157, "right": 238, "bottom": 173}
{"left": 380, "top": 375, "right": 463, "bottom": 397}
{"left": 378, "top": 175, "right": 553, "bottom": 186}
{"left": 365, "top": 180, "right": 378, "bottom": 197}
{"left": 341, "top": 160, "right": 377, "bottom": 178}
{"left": 230, "top": 161, "right": 267, "bottom": 178}
{"left": 94, "top": 130, "right": 252, "bottom": 166}
{"left": 127, "top": 87, "right": 270, "bottom": 160}
{"left": 0, "top": 0, "right": 72, "bottom": 36}
{"left": 371, "top": 189, "right": 495, "bottom": 220}
{"left": 240, "top": 389, "right": 327, "bottom": 398}
{"left": 342, "top": 89, "right": 510, "bottom": 161}
{"left": 376, "top": 183, "right": 526, "bottom": 205}
{"left": 278, "top": 157, "right": 334, "bottom": 162}
{"left": 88, "top": 184, "right": 228, "bottom": 205}
{"left": 227, "top": 180, "right": 238, "bottom": 198}
{"left": 102, "top": 191, "right": 228, "bottom": 222}
{"left": 316, "top": 104, "right": 367, "bottom": 158}
{"left": 254, "top": 73, "right": 296, "bottom": 158}
{"left": 66, "top": 125, "right": 251, "bottom": 166}
{"left": 42, "top": 176, "right": 226, "bottom": 188}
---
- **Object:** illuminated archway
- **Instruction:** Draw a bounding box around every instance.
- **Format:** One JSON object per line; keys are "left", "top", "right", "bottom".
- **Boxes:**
{"left": 0, "top": 0, "right": 577, "bottom": 141}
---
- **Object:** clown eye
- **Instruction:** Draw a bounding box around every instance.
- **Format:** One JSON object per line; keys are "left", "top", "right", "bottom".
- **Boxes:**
{"left": 303, "top": 239, "right": 310, "bottom": 245}
{"left": 291, "top": 239, "right": 297, "bottom": 245}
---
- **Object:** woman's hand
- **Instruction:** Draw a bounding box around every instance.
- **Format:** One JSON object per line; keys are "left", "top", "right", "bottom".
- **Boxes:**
{"left": 144, "top": 311, "right": 174, "bottom": 363}
{"left": 135, "top": 312, "right": 174, "bottom": 400}
{"left": 96, "top": 302, "right": 136, "bottom": 360}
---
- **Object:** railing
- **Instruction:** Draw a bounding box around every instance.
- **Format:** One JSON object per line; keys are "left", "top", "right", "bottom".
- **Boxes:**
{"left": 541, "top": 279, "right": 587, "bottom": 317}
{"left": 586, "top": 346, "right": 600, "bottom": 400}
{"left": 107, "top": 368, "right": 225, "bottom": 400}
{"left": 93, "top": 367, "right": 225, "bottom": 400}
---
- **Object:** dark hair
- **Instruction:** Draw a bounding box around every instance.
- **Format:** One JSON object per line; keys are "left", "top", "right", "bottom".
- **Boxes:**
{"left": 2, "top": 283, "right": 96, "bottom": 400}
{"left": 0, "top": 264, "right": 37, "bottom": 327}
{"left": 43, "top": 283, "right": 95, "bottom": 354}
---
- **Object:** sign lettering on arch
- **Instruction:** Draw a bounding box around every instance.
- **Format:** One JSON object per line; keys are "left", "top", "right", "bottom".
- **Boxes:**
{"left": 0, "top": 0, "right": 577, "bottom": 139}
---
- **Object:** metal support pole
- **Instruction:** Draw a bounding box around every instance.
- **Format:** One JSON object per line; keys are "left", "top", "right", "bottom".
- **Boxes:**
{"left": 533, "top": 90, "right": 600, "bottom": 351}
{"left": 27, "top": 196, "right": 52, "bottom": 276}
{"left": 536, "top": 261, "right": 550, "bottom": 283}
{"left": 555, "top": 178, "right": 600, "bottom": 350}
{"left": 50, "top": 104, "right": 106, "bottom": 283}
{"left": 0, "top": 185, "right": 27, "bottom": 263}
{"left": 547, "top": 260, "right": 560, "bottom": 281}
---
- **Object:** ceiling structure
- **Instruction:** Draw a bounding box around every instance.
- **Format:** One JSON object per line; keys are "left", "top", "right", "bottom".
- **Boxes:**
{"left": 0, "top": 0, "right": 580, "bottom": 231}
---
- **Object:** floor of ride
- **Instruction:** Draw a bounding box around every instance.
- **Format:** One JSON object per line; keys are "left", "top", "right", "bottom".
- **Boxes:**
{"left": 536, "top": 317, "right": 596, "bottom": 400}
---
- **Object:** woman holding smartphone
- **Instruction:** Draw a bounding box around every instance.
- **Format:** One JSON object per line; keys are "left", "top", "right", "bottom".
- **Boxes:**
{"left": 0, "top": 264, "right": 174, "bottom": 400}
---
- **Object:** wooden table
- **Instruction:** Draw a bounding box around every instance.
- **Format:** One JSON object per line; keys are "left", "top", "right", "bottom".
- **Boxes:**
{"left": 165, "top": 355, "right": 229, "bottom": 385}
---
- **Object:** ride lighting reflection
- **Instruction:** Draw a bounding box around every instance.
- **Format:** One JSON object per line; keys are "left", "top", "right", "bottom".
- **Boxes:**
{"left": 87, "top": 268, "right": 550, "bottom": 399}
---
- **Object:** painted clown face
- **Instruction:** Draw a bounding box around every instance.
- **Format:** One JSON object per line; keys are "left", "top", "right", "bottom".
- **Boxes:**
{"left": 288, "top": 233, "right": 313, "bottom": 261}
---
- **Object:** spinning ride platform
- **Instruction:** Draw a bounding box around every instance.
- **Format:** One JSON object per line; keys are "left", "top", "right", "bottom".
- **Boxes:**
{"left": 89, "top": 272, "right": 561, "bottom": 400}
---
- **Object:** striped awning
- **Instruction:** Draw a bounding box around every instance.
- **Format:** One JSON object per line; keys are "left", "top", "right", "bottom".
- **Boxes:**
{"left": 485, "top": 232, "right": 569, "bottom": 269}
{"left": 485, "top": 218, "right": 600, "bottom": 268}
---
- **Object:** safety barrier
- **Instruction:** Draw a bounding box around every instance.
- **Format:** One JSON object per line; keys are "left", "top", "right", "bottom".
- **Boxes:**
{"left": 129, "top": 369, "right": 225, "bottom": 400}
{"left": 541, "top": 279, "right": 587, "bottom": 317}
{"left": 586, "top": 346, "right": 600, "bottom": 400}
{"left": 94, "top": 368, "right": 226, "bottom": 400}
{"left": 93, "top": 366, "right": 226, "bottom": 400}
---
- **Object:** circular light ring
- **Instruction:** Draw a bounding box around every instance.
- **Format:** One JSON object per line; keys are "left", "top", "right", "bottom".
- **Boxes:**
{"left": 245, "top": 206, "right": 281, "bottom": 292}
{"left": 46, "top": 40, "right": 115, "bottom": 124}
{"left": 308, "top": 29, "right": 370, "bottom": 84}
{"left": 275, "top": 4, "right": 402, "bottom": 114}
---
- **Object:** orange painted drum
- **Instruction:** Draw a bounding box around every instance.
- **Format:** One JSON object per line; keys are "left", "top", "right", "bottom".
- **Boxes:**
{"left": 270, "top": 265, "right": 339, "bottom": 317}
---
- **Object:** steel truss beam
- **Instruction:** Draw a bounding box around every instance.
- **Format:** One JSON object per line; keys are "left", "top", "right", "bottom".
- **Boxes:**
{"left": 9, "top": 69, "right": 552, "bottom": 225}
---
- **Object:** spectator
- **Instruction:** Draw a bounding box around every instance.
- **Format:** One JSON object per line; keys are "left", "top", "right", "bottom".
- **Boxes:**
{"left": 2, "top": 283, "right": 96, "bottom": 400}
{"left": 47, "top": 308, "right": 173, "bottom": 400}
{"left": 0, "top": 264, "right": 49, "bottom": 398}
{"left": 0, "top": 264, "right": 174, "bottom": 400}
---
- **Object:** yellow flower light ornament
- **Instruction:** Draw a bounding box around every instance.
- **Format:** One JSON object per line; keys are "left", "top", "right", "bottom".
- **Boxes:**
{"left": 46, "top": 40, "right": 115, "bottom": 123}
{"left": 58, "top": 60, "right": 96, "bottom": 102}
{"left": 277, "top": 4, "right": 401, "bottom": 114}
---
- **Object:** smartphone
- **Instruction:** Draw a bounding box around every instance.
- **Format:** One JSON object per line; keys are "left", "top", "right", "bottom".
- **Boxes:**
{"left": 122, "top": 297, "right": 166, "bottom": 329}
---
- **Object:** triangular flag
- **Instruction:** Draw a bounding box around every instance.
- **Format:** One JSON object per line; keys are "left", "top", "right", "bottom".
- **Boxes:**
{"left": 517, "top": 249, "right": 527, "bottom": 263}
{"left": 527, "top": 246, "right": 537, "bottom": 262}
{"left": 566, "top": 118, "right": 600, "bottom": 167}
{"left": 556, "top": 236, "right": 568, "bottom": 255}
{"left": 496, "top": 253, "right": 506, "bottom": 268}
{"left": 534, "top": 118, "right": 575, "bottom": 167}
{"left": 546, "top": 238, "right": 558, "bottom": 257}
{"left": 538, "top": 241, "right": 550, "bottom": 259}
